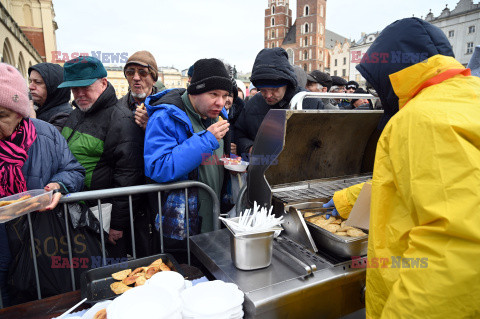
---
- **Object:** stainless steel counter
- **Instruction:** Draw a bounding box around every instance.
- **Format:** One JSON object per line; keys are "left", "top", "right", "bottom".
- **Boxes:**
{"left": 190, "top": 229, "right": 366, "bottom": 319}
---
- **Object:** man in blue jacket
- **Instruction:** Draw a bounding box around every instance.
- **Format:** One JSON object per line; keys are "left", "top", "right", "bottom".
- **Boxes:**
{"left": 144, "top": 58, "right": 232, "bottom": 242}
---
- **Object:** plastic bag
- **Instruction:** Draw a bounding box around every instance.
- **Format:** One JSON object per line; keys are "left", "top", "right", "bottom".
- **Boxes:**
{"left": 89, "top": 203, "right": 112, "bottom": 233}
{"left": 5, "top": 205, "right": 103, "bottom": 305}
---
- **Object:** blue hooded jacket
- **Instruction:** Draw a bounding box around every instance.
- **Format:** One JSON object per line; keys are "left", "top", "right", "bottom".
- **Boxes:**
{"left": 356, "top": 17, "right": 454, "bottom": 129}
{"left": 144, "top": 88, "right": 229, "bottom": 239}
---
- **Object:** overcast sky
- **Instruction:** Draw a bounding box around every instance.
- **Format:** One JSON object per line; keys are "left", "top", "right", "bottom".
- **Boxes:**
{"left": 54, "top": 0, "right": 461, "bottom": 73}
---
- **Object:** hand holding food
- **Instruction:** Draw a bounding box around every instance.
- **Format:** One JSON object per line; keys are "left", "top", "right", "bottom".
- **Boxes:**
{"left": 135, "top": 103, "right": 149, "bottom": 130}
{"left": 40, "top": 183, "right": 62, "bottom": 211}
{"left": 207, "top": 120, "right": 229, "bottom": 141}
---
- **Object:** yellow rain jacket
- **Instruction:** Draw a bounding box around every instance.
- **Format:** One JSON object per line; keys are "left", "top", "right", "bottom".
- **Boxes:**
{"left": 335, "top": 54, "right": 480, "bottom": 318}
{"left": 363, "top": 55, "right": 480, "bottom": 318}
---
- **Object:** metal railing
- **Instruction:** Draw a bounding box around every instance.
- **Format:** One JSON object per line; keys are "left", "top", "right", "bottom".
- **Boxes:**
{"left": 0, "top": 181, "right": 219, "bottom": 308}
{"left": 289, "top": 91, "right": 379, "bottom": 110}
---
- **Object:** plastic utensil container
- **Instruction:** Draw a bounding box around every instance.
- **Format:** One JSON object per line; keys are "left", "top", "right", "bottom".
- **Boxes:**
{"left": 229, "top": 230, "right": 274, "bottom": 270}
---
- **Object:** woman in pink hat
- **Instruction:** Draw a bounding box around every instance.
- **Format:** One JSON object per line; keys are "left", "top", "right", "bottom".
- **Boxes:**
{"left": 0, "top": 63, "right": 84, "bottom": 306}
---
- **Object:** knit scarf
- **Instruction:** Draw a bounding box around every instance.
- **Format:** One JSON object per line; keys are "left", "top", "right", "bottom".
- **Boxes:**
{"left": 0, "top": 118, "right": 37, "bottom": 197}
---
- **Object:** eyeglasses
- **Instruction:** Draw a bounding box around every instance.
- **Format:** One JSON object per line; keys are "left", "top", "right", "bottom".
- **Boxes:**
{"left": 125, "top": 68, "right": 149, "bottom": 78}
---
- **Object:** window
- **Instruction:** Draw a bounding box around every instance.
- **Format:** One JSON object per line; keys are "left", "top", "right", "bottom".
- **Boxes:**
{"left": 343, "top": 57, "right": 346, "bottom": 65}
{"left": 271, "top": 18, "right": 275, "bottom": 26}
{"left": 334, "top": 59, "right": 337, "bottom": 66}
{"left": 287, "top": 48, "right": 294, "bottom": 65}
{"left": 304, "top": 64, "right": 307, "bottom": 72}
{"left": 304, "top": 50, "right": 308, "bottom": 60}
{"left": 448, "top": 30, "right": 454, "bottom": 37}
{"left": 467, "top": 42, "right": 474, "bottom": 54}
{"left": 305, "top": 36, "right": 308, "bottom": 46}
{"left": 271, "top": 31, "right": 275, "bottom": 38}
{"left": 272, "top": 5, "right": 275, "bottom": 14}
{"left": 342, "top": 69, "right": 346, "bottom": 77}
{"left": 469, "top": 25, "right": 475, "bottom": 34}
{"left": 320, "top": 5, "right": 324, "bottom": 17}
{"left": 304, "top": 5, "right": 309, "bottom": 16}
{"left": 334, "top": 70, "right": 337, "bottom": 76}
{"left": 304, "top": 23, "right": 309, "bottom": 33}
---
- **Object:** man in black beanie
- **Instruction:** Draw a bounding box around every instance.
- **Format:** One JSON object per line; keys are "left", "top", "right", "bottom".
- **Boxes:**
{"left": 144, "top": 58, "right": 232, "bottom": 244}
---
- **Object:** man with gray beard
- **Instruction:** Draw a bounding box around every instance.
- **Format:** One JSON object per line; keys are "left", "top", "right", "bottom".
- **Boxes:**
{"left": 118, "top": 51, "right": 159, "bottom": 130}
{"left": 59, "top": 56, "right": 144, "bottom": 258}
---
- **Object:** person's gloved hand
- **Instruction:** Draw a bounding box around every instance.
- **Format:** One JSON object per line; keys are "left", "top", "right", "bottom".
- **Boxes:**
{"left": 323, "top": 198, "right": 339, "bottom": 219}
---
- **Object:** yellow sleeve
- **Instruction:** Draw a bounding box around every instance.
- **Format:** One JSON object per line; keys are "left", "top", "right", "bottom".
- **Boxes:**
{"left": 332, "top": 181, "right": 371, "bottom": 219}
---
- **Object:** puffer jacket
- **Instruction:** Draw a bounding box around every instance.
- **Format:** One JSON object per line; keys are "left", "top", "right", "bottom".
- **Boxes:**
{"left": 28, "top": 63, "right": 72, "bottom": 130}
{"left": 61, "top": 83, "right": 144, "bottom": 231}
{"left": 235, "top": 48, "right": 323, "bottom": 156}
{"left": 338, "top": 18, "right": 480, "bottom": 319}
{"left": 144, "top": 88, "right": 230, "bottom": 239}
{"left": 23, "top": 118, "right": 85, "bottom": 192}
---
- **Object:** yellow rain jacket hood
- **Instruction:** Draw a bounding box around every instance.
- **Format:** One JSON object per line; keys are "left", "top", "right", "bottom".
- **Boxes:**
{"left": 354, "top": 18, "right": 480, "bottom": 318}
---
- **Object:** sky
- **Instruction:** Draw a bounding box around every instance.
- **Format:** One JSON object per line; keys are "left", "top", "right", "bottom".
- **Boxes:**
{"left": 54, "top": 0, "right": 461, "bottom": 74}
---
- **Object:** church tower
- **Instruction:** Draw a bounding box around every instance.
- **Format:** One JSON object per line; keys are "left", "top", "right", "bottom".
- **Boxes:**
{"left": 294, "top": 0, "right": 327, "bottom": 72}
{"left": 264, "top": 0, "right": 292, "bottom": 49}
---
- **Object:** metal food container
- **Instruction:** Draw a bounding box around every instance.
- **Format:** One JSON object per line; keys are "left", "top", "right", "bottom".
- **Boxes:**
{"left": 306, "top": 221, "right": 368, "bottom": 258}
{"left": 286, "top": 201, "right": 368, "bottom": 258}
{"left": 223, "top": 217, "right": 275, "bottom": 270}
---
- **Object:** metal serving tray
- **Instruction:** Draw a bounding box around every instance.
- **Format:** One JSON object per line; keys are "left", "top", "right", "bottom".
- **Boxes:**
{"left": 306, "top": 221, "right": 368, "bottom": 259}
{"left": 80, "top": 253, "right": 183, "bottom": 303}
{"left": 287, "top": 202, "right": 368, "bottom": 259}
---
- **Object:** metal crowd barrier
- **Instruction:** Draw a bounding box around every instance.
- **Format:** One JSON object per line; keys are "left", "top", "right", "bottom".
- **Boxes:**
{"left": 0, "top": 181, "right": 219, "bottom": 308}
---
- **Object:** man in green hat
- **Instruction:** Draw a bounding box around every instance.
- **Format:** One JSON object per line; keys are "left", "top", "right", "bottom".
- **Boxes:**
{"left": 59, "top": 56, "right": 145, "bottom": 258}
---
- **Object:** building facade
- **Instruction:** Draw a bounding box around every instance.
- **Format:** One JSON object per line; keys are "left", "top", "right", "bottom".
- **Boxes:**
{"left": 1, "top": 0, "right": 44, "bottom": 77}
{"left": 329, "top": 39, "right": 350, "bottom": 80}
{"left": 265, "top": 0, "right": 328, "bottom": 72}
{"left": 105, "top": 65, "right": 128, "bottom": 99}
{"left": 349, "top": 32, "right": 379, "bottom": 86}
{"left": 425, "top": 0, "right": 480, "bottom": 66}
{"left": 159, "top": 66, "right": 184, "bottom": 89}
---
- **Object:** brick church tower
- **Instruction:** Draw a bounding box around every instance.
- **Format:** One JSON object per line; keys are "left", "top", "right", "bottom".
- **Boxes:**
{"left": 265, "top": 0, "right": 327, "bottom": 72}
{"left": 264, "top": 0, "right": 292, "bottom": 49}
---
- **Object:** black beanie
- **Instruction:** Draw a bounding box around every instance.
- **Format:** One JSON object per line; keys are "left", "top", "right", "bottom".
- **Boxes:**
{"left": 187, "top": 58, "right": 233, "bottom": 95}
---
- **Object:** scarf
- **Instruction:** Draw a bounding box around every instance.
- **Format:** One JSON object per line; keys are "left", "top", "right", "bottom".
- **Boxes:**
{"left": 0, "top": 118, "right": 37, "bottom": 197}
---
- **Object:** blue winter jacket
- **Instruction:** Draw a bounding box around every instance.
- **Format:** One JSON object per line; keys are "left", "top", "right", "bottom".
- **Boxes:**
{"left": 144, "top": 89, "right": 227, "bottom": 183}
{"left": 144, "top": 89, "right": 228, "bottom": 239}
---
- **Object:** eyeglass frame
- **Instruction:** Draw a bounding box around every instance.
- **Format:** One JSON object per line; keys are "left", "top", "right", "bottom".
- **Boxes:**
{"left": 124, "top": 67, "right": 151, "bottom": 78}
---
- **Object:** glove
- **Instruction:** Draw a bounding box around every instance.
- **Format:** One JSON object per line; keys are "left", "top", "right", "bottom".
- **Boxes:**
{"left": 323, "top": 198, "right": 339, "bottom": 220}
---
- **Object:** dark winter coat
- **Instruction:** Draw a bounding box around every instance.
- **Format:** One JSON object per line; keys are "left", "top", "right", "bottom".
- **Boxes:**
{"left": 235, "top": 48, "right": 323, "bottom": 156}
{"left": 28, "top": 63, "right": 72, "bottom": 130}
{"left": 117, "top": 86, "right": 159, "bottom": 114}
{"left": 61, "top": 83, "right": 145, "bottom": 231}
{"left": 356, "top": 18, "right": 454, "bottom": 130}
{"left": 23, "top": 119, "right": 85, "bottom": 192}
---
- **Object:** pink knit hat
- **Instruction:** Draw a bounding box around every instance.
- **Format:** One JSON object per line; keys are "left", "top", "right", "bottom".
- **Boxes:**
{"left": 0, "top": 63, "right": 30, "bottom": 117}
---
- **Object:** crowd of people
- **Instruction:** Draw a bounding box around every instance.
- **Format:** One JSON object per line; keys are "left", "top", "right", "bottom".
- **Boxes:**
{"left": 0, "top": 16, "right": 479, "bottom": 317}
